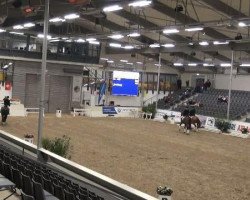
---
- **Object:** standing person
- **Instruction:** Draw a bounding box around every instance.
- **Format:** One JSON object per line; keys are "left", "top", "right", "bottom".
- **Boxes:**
{"left": 1, "top": 105, "right": 9, "bottom": 125}
{"left": 186, "top": 80, "right": 189, "bottom": 87}
{"left": 177, "top": 78, "right": 182, "bottom": 90}
{"left": 207, "top": 79, "right": 211, "bottom": 88}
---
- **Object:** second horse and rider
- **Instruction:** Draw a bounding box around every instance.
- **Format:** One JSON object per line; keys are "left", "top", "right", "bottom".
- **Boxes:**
{"left": 180, "top": 106, "right": 201, "bottom": 133}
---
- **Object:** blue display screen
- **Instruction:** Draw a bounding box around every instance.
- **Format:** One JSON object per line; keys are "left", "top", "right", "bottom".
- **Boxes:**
{"left": 112, "top": 71, "right": 139, "bottom": 96}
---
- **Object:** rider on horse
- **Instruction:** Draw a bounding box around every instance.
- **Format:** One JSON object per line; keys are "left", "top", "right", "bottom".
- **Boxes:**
{"left": 181, "top": 107, "right": 191, "bottom": 130}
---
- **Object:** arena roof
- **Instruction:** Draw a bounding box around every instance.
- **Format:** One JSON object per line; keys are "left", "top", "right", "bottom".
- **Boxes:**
{"left": 1, "top": 0, "right": 250, "bottom": 71}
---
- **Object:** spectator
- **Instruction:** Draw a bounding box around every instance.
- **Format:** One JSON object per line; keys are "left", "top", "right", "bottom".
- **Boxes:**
{"left": 206, "top": 79, "right": 211, "bottom": 88}
{"left": 186, "top": 80, "right": 189, "bottom": 87}
{"left": 177, "top": 78, "right": 182, "bottom": 90}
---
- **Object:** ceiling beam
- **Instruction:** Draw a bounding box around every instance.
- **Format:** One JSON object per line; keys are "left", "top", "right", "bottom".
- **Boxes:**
{"left": 200, "top": 0, "right": 247, "bottom": 18}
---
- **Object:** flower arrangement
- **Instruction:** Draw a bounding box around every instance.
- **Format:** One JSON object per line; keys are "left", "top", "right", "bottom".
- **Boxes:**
{"left": 24, "top": 133, "right": 34, "bottom": 138}
{"left": 241, "top": 127, "right": 249, "bottom": 134}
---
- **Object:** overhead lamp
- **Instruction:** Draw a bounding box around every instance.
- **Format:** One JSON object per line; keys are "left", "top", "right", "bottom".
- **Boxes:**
{"left": 213, "top": 41, "right": 229, "bottom": 45}
{"left": 37, "top": 34, "right": 52, "bottom": 39}
{"left": 13, "top": 25, "right": 24, "bottom": 30}
{"left": 23, "top": 22, "right": 35, "bottom": 28}
{"left": 50, "top": 39, "right": 60, "bottom": 42}
{"left": 64, "top": 13, "right": 80, "bottom": 20}
{"left": 162, "top": 43, "right": 175, "bottom": 48}
{"left": 174, "top": 63, "right": 183, "bottom": 66}
{"left": 0, "top": 29, "right": 6, "bottom": 33}
{"left": 188, "top": 42, "right": 194, "bottom": 46}
{"left": 120, "top": 60, "right": 128, "bottom": 63}
{"left": 220, "top": 63, "right": 231, "bottom": 67}
{"left": 127, "top": 32, "right": 140, "bottom": 37}
{"left": 109, "top": 43, "right": 121, "bottom": 48}
{"left": 100, "top": 58, "right": 109, "bottom": 61}
{"left": 123, "top": 45, "right": 134, "bottom": 49}
{"left": 188, "top": 63, "right": 197, "bottom": 66}
{"left": 75, "top": 38, "right": 85, "bottom": 43}
{"left": 196, "top": 73, "right": 200, "bottom": 76}
{"left": 185, "top": 27, "right": 204, "bottom": 32}
{"left": 108, "top": 34, "right": 124, "bottom": 39}
{"left": 2, "top": 62, "right": 12, "bottom": 70}
{"left": 238, "top": 22, "right": 247, "bottom": 27}
{"left": 126, "top": 63, "right": 133, "bottom": 65}
{"left": 240, "top": 63, "right": 250, "bottom": 67}
{"left": 154, "top": 63, "right": 161, "bottom": 67}
{"left": 9, "top": 32, "right": 24, "bottom": 35}
{"left": 89, "top": 41, "right": 100, "bottom": 45}
{"left": 129, "top": 0, "right": 152, "bottom": 7}
{"left": 163, "top": 28, "right": 179, "bottom": 34}
{"left": 49, "top": 17, "right": 65, "bottom": 23}
{"left": 62, "top": 37, "right": 68, "bottom": 40}
{"left": 103, "top": 5, "right": 123, "bottom": 12}
{"left": 149, "top": 43, "right": 160, "bottom": 48}
{"left": 136, "top": 62, "right": 143, "bottom": 64}
{"left": 86, "top": 38, "right": 96, "bottom": 41}
{"left": 199, "top": 41, "right": 209, "bottom": 46}
{"left": 203, "top": 63, "right": 214, "bottom": 67}
{"left": 107, "top": 60, "right": 114, "bottom": 63}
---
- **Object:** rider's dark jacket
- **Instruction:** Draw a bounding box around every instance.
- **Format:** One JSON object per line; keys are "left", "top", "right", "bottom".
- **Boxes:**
{"left": 182, "top": 108, "right": 189, "bottom": 117}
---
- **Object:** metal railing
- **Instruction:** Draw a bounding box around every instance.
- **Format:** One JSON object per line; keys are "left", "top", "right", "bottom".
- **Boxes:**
{"left": 0, "top": 130, "right": 157, "bottom": 200}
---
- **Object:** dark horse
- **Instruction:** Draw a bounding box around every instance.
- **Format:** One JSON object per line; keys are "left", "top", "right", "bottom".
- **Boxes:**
{"left": 179, "top": 116, "right": 201, "bottom": 133}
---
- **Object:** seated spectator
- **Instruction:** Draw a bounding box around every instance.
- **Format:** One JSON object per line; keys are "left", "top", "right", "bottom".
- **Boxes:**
{"left": 188, "top": 100, "right": 196, "bottom": 105}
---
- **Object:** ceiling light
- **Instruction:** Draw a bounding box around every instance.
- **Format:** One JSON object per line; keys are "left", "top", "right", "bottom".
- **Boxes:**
{"left": 108, "top": 34, "right": 124, "bottom": 39}
{"left": 163, "top": 28, "right": 179, "bottom": 34}
{"left": 2, "top": 64, "right": 9, "bottom": 69}
{"left": 220, "top": 63, "right": 231, "bottom": 67}
{"left": 89, "top": 41, "right": 100, "bottom": 45}
{"left": 127, "top": 32, "right": 140, "bottom": 37}
{"left": 129, "top": 0, "right": 152, "bottom": 7}
{"left": 23, "top": 23, "right": 35, "bottom": 28}
{"left": 64, "top": 13, "right": 79, "bottom": 20}
{"left": 188, "top": 42, "right": 194, "bottom": 46}
{"left": 107, "top": 60, "right": 114, "bottom": 63}
{"left": 109, "top": 43, "right": 121, "bottom": 48}
{"left": 86, "top": 38, "right": 96, "bottom": 41}
{"left": 238, "top": 22, "right": 247, "bottom": 27}
{"left": 49, "top": 17, "right": 65, "bottom": 23}
{"left": 50, "top": 39, "right": 60, "bottom": 42}
{"left": 13, "top": 25, "right": 24, "bottom": 30}
{"left": 100, "top": 58, "right": 108, "bottom": 61}
{"left": 62, "top": 37, "right": 68, "bottom": 40}
{"left": 196, "top": 73, "right": 200, "bottom": 76}
{"left": 240, "top": 63, "right": 250, "bottom": 67}
{"left": 213, "top": 41, "right": 229, "bottom": 45}
{"left": 123, "top": 45, "right": 134, "bottom": 49}
{"left": 0, "top": 29, "right": 6, "bottom": 33}
{"left": 120, "top": 60, "right": 128, "bottom": 63}
{"left": 149, "top": 43, "right": 160, "bottom": 48}
{"left": 9, "top": 32, "right": 24, "bottom": 35}
{"left": 188, "top": 63, "right": 197, "bottom": 66}
{"left": 185, "top": 27, "right": 204, "bottom": 32}
{"left": 154, "top": 63, "right": 161, "bottom": 66}
{"left": 203, "top": 63, "right": 214, "bottom": 67}
{"left": 75, "top": 39, "right": 85, "bottom": 43}
{"left": 103, "top": 5, "right": 123, "bottom": 12}
{"left": 174, "top": 63, "right": 183, "bottom": 66}
{"left": 136, "top": 62, "right": 143, "bottom": 64}
{"left": 126, "top": 63, "right": 133, "bottom": 65}
{"left": 199, "top": 41, "right": 209, "bottom": 46}
{"left": 162, "top": 43, "right": 175, "bottom": 48}
{"left": 37, "top": 34, "right": 52, "bottom": 39}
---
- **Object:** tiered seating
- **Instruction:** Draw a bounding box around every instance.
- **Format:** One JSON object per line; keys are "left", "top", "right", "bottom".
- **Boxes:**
{"left": 158, "top": 88, "right": 194, "bottom": 110}
{"left": 0, "top": 144, "right": 105, "bottom": 200}
{"left": 173, "top": 89, "right": 250, "bottom": 120}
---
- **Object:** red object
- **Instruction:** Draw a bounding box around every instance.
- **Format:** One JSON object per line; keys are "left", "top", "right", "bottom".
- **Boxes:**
{"left": 23, "top": 6, "right": 35, "bottom": 14}
{"left": 68, "top": 0, "right": 90, "bottom": 5}
{"left": 5, "top": 81, "right": 12, "bottom": 91}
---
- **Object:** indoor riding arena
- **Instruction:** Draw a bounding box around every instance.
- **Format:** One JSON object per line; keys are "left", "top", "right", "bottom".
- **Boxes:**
{"left": 0, "top": 1, "right": 250, "bottom": 200}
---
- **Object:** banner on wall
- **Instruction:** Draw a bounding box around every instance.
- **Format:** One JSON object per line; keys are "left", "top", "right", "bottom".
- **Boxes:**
{"left": 72, "top": 76, "right": 82, "bottom": 102}
{"left": 102, "top": 106, "right": 139, "bottom": 115}
{"left": 157, "top": 109, "right": 250, "bottom": 136}
{"left": 5, "top": 81, "right": 12, "bottom": 91}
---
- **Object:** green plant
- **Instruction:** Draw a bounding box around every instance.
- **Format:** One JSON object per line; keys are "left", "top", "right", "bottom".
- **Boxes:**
{"left": 241, "top": 127, "right": 249, "bottom": 134}
{"left": 42, "top": 135, "right": 72, "bottom": 159}
{"left": 215, "top": 119, "right": 231, "bottom": 133}
{"left": 142, "top": 103, "right": 156, "bottom": 118}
